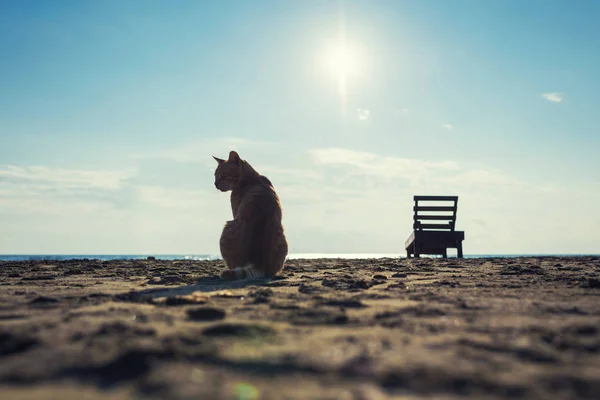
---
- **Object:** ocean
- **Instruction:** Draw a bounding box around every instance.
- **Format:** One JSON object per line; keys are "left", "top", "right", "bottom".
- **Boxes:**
{"left": 0, "top": 253, "right": 597, "bottom": 262}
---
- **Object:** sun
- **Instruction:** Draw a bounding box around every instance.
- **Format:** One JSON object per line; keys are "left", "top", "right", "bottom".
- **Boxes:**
{"left": 319, "top": 3, "right": 363, "bottom": 117}
{"left": 326, "top": 43, "right": 359, "bottom": 79}
{"left": 322, "top": 40, "right": 361, "bottom": 116}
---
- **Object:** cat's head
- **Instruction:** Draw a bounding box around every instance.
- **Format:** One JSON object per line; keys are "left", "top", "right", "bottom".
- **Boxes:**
{"left": 213, "top": 151, "right": 243, "bottom": 192}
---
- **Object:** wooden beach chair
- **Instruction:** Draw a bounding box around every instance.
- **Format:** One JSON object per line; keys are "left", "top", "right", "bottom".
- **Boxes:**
{"left": 404, "top": 195, "right": 465, "bottom": 258}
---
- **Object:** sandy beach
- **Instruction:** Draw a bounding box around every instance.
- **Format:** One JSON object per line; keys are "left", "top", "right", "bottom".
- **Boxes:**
{"left": 0, "top": 256, "right": 599, "bottom": 399}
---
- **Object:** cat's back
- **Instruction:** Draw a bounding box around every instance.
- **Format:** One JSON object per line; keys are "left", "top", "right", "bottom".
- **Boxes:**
{"left": 233, "top": 176, "right": 282, "bottom": 220}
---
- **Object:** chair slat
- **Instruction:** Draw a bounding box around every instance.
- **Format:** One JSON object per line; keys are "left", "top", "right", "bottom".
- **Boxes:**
{"left": 414, "top": 206, "right": 455, "bottom": 212}
{"left": 414, "top": 195, "right": 458, "bottom": 201}
{"left": 415, "top": 215, "right": 455, "bottom": 221}
{"left": 416, "top": 223, "right": 453, "bottom": 230}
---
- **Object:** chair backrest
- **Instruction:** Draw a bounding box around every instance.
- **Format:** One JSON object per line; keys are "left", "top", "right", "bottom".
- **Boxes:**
{"left": 413, "top": 195, "right": 458, "bottom": 231}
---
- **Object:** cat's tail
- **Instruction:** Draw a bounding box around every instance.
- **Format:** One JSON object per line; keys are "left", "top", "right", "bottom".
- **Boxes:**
{"left": 220, "top": 264, "right": 265, "bottom": 281}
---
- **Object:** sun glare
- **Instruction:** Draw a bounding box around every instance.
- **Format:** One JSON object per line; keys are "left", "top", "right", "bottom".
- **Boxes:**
{"left": 318, "top": 2, "right": 365, "bottom": 117}
{"left": 322, "top": 40, "right": 361, "bottom": 117}
{"left": 326, "top": 44, "right": 359, "bottom": 79}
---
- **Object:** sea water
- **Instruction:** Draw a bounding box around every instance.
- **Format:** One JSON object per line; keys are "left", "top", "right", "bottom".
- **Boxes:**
{"left": 0, "top": 253, "right": 597, "bottom": 262}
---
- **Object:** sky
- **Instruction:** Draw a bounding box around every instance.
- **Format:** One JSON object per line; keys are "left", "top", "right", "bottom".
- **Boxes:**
{"left": 1, "top": 0, "right": 599, "bottom": 255}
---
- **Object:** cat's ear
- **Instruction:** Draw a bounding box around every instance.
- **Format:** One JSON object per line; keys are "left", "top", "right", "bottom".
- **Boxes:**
{"left": 228, "top": 151, "right": 241, "bottom": 165}
{"left": 212, "top": 155, "right": 225, "bottom": 164}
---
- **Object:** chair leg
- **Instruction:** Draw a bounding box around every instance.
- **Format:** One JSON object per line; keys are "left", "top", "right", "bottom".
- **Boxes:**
{"left": 457, "top": 242, "right": 463, "bottom": 258}
{"left": 406, "top": 250, "right": 411, "bottom": 258}
{"left": 442, "top": 249, "right": 448, "bottom": 258}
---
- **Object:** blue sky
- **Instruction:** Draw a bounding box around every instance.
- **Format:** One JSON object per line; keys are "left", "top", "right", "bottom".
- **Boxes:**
{"left": 1, "top": 0, "right": 599, "bottom": 255}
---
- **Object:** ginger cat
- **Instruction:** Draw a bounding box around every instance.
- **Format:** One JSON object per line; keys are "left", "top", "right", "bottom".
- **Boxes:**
{"left": 213, "top": 151, "right": 288, "bottom": 280}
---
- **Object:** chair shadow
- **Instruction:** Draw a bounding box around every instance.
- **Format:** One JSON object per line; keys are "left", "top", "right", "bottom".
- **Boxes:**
{"left": 130, "top": 276, "right": 273, "bottom": 300}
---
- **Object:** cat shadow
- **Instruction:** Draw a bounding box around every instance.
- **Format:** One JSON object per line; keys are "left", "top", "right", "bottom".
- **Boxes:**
{"left": 130, "top": 276, "right": 273, "bottom": 301}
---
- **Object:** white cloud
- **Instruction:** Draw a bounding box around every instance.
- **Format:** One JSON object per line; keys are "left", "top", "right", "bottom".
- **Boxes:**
{"left": 0, "top": 165, "right": 132, "bottom": 190}
{"left": 441, "top": 168, "right": 524, "bottom": 188}
{"left": 310, "top": 148, "right": 464, "bottom": 190}
{"left": 542, "top": 92, "right": 564, "bottom": 103}
{"left": 311, "top": 148, "right": 459, "bottom": 177}
{"left": 308, "top": 147, "right": 533, "bottom": 196}
{"left": 356, "top": 108, "right": 370, "bottom": 120}
{"left": 0, "top": 165, "right": 134, "bottom": 216}
{"left": 134, "top": 185, "right": 221, "bottom": 213}
{"left": 255, "top": 166, "right": 324, "bottom": 184}
{"left": 441, "top": 123, "right": 454, "bottom": 130}
{"left": 397, "top": 108, "right": 409, "bottom": 116}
